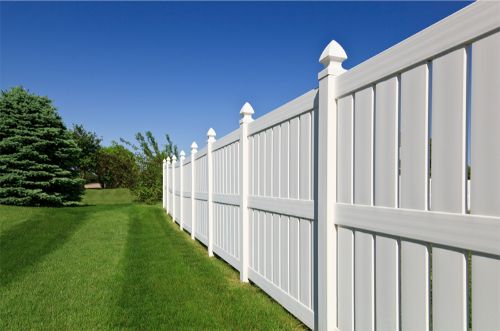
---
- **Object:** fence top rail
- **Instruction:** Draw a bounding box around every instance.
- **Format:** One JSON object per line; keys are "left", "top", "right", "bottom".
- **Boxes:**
{"left": 333, "top": 1, "right": 500, "bottom": 98}
{"left": 248, "top": 88, "right": 318, "bottom": 136}
{"left": 195, "top": 147, "right": 208, "bottom": 160}
{"left": 192, "top": 88, "right": 316, "bottom": 156}
{"left": 212, "top": 127, "right": 240, "bottom": 152}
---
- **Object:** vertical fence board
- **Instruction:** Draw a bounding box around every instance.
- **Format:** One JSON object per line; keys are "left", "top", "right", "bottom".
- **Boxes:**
{"left": 401, "top": 241, "right": 429, "bottom": 331}
{"left": 431, "top": 48, "right": 467, "bottom": 214}
{"left": 250, "top": 136, "right": 255, "bottom": 196}
{"left": 470, "top": 31, "right": 500, "bottom": 216}
{"left": 258, "top": 133, "right": 264, "bottom": 196}
{"left": 280, "top": 122, "right": 290, "bottom": 198}
{"left": 432, "top": 247, "right": 466, "bottom": 331}
{"left": 299, "top": 219, "right": 311, "bottom": 307}
{"left": 338, "top": 227, "right": 354, "bottom": 331}
{"left": 472, "top": 255, "right": 500, "bottom": 331}
{"left": 431, "top": 48, "right": 468, "bottom": 331}
{"left": 471, "top": 31, "right": 500, "bottom": 331}
{"left": 400, "top": 64, "right": 429, "bottom": 210}
{"left": 259, "top": 210, "right": 265, "bottom": 274}
{"left": 399, "top": 64, "right": 430, "bottom": 331}
{"left": 266, "top": 129, "right": 273, "bottom": 197}
{"left": 254, "top": 134, "right": 260, "bottom": 196}
{"left": 300, "top": 112, "right": 312, "bottom": 200}
{"left": 289, "top": 217, "right": 300, "bottom": 299}
{"left": 337, "top": 96, "right": 353, "bottom": 204}
{"left": 354, "top": 87, "right": 374, "bottom": 206}
{"left": 290, "top": 117, "right": 300, "bottom": 199}
{"left": 273, "top": 214, "right": 280, "bottom": 286}
{"left": 266, "top": 212, "right": 273, "bottom": 280}
{"left": 376, "top": 236, "right": 399, "bottom": 331}
{"left": 374, "top": 77, "right": 398, "bottom": 207}
{"left": 273, "top": 126, "right": 281, "bottom": 197}
{"left": 237, "top": 207, "right": 241, "bottom": 258}
{"left": 250, "top": 209, "right": 254, "bottom": 269}
{"left": 280, "top": 216, "right": 289, "bottom": 293}
{"left": 355, "top": 231, "right": 375, "bottom": 331}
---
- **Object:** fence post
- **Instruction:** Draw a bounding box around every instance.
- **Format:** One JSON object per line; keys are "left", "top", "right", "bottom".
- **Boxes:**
{"left": 179, "top": 151, "right": 186, "bottom": 230}
{"left": 191, "top": 142, "right": 198, "bottom": 240}
{"left": 163, "top": 158, "right": 167, "bottom": 210}
{"left": 167, "top": 157, "right": 171, "bottom": 214}
{"left": 317, "top": 40, "right": 347, "bottom": 331}
{"left": 207, "top": 128, "right": 216, "bottom": 257}
{"left": 239, "top": 102, "right": 254, "bottom": 282}
{"left": 167, "top": 157, "right": 172, "bottom": 213}
{"left": 171, "top": 154, "right": 177, "bottom": 223}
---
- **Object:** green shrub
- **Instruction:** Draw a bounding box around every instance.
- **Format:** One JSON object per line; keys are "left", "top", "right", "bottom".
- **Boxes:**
{"left": 0, "top": 87, "right": 84, "bottom": 206}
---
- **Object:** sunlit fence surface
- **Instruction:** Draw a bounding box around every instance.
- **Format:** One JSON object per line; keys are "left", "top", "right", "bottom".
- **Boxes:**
{"left": 163, "top": 2, "right": 500, "bottom": 329}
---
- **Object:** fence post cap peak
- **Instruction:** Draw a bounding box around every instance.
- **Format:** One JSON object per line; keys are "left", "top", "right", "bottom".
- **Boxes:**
{"left": 319, "top": 40, "right": 347, "bottom": 67}
{"left": 180, "top": 150, "right": 186, "bottom": 160}
{"left": 191, "top": 141, "right": 198, "bottom": 152}
{"left": 207, "top": 127, "right": 216, "bottom": 137}
{"left": 240, "top": 102, "right": 254, "bottom": 116}
{"left": 240, "top": 102, "right": 254, "bottom": 125}
{"left": 207, "top": 128, "right": 217, "bottom": 142}
{"left": 172, "top": 154, "right": 177, "bottom": 161}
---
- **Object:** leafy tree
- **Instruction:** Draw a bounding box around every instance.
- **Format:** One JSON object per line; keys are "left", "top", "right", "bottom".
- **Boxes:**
{"left": 70, "top": 124, "right": 102, "bottom": 183}
{"left": 0, "top": 87, "right": 84, "bottom": 206}
{"left": 120, "top": 132, "right": 177, "bottom": 204}
{"left": 96, "top": 143, "right": 138, "bottom": 189}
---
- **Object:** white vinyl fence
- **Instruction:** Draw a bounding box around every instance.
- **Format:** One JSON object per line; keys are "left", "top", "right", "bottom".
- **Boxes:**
{"left": 163, "top": 2, "right": 500, "bottom": 330}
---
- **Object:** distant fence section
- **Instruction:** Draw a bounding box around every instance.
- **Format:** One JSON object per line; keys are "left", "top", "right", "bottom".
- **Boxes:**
{"left": 163, "top": 2, "right": 500, "bottom": 330}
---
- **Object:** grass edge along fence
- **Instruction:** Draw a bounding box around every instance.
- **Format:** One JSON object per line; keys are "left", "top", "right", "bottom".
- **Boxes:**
{"left": 163, "top": 2, "right": 500, "bottom": 330}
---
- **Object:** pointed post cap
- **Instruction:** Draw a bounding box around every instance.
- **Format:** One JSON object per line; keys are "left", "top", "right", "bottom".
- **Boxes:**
{"left": 207, "top": 128, "right": 216, "bottom": 143}
{"left": 239, "top": 102, "right": 254, "bottom": 125}
{"left": 163, "top": 158, "right": 166, "bottom": 163}
{"left": 180, "top": 150, "right": 186, "bottom": 160}
{"left": 319, "top": 40, "right": 347, "bottom": 77}
{"left": 191, "top": 141, "right": 198, "bottom": 153}
{"left": 172, "top": 154, "right": 177, "bottom": 162}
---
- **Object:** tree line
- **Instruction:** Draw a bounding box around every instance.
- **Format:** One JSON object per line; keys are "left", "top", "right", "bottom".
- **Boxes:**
{"left": 0, "top": 86, "right": 178, "bottom": 206}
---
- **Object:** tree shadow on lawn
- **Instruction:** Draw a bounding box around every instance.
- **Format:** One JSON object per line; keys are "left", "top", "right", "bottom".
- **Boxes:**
{"left": 0, "top": 207, "right": 93, "bottom": 287}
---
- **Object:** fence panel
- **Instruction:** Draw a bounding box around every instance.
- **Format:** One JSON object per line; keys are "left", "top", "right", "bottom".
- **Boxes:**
{"left": 247, "top": 90, "right": 317, "bottom": 328}
{"left": 212, "top": 137, "right": 241, "bottom": 268}
{"left": 470, "top": 31, "right": 500, "bottom": 331}
{"left": 183, "top": 160, "right": 192, "bottom": 232}
{"left": 162, "top": 3, "right": 500, "bottom": 330}
{"left": 195, "top": 152, "right": 208, "bottom": 244}
{"left": 333, "top": 3, "right": 499, "bottom": 331}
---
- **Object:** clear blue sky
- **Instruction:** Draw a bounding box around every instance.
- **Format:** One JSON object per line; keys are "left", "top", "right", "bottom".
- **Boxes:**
{"left": 1, "top": 1, "right": 470, "bottom": 153}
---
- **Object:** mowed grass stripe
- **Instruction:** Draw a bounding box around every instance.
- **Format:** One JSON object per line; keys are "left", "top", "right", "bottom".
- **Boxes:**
{"left": 1, "top": 189, "right": 304, "bottom": 330}
{"left": 1, "top": 204, "right": 131, "bottom": 330}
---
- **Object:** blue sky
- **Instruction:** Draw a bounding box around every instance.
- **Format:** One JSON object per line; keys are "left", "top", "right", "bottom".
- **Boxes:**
{"left": 1, "top": 1, "right": 470, "bottom": 153}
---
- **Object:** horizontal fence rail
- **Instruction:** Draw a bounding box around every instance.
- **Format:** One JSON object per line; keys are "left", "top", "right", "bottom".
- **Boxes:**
{"left": 163, "top": 2, "right": 500, "bottom": 330}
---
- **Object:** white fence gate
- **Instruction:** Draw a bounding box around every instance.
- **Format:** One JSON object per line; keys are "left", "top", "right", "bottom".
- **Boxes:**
{"left": 163, "top": 2, "right": 500, "bottom": 330}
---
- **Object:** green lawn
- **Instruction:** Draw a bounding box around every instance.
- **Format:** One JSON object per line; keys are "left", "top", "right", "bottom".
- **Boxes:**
{"left": 0, "top": 189, "right": 304, "bottom": 330}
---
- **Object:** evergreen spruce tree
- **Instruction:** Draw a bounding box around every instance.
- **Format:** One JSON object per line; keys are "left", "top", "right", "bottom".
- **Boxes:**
{"left": 0, "top": 87, "right": 84, "bottom": 206}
